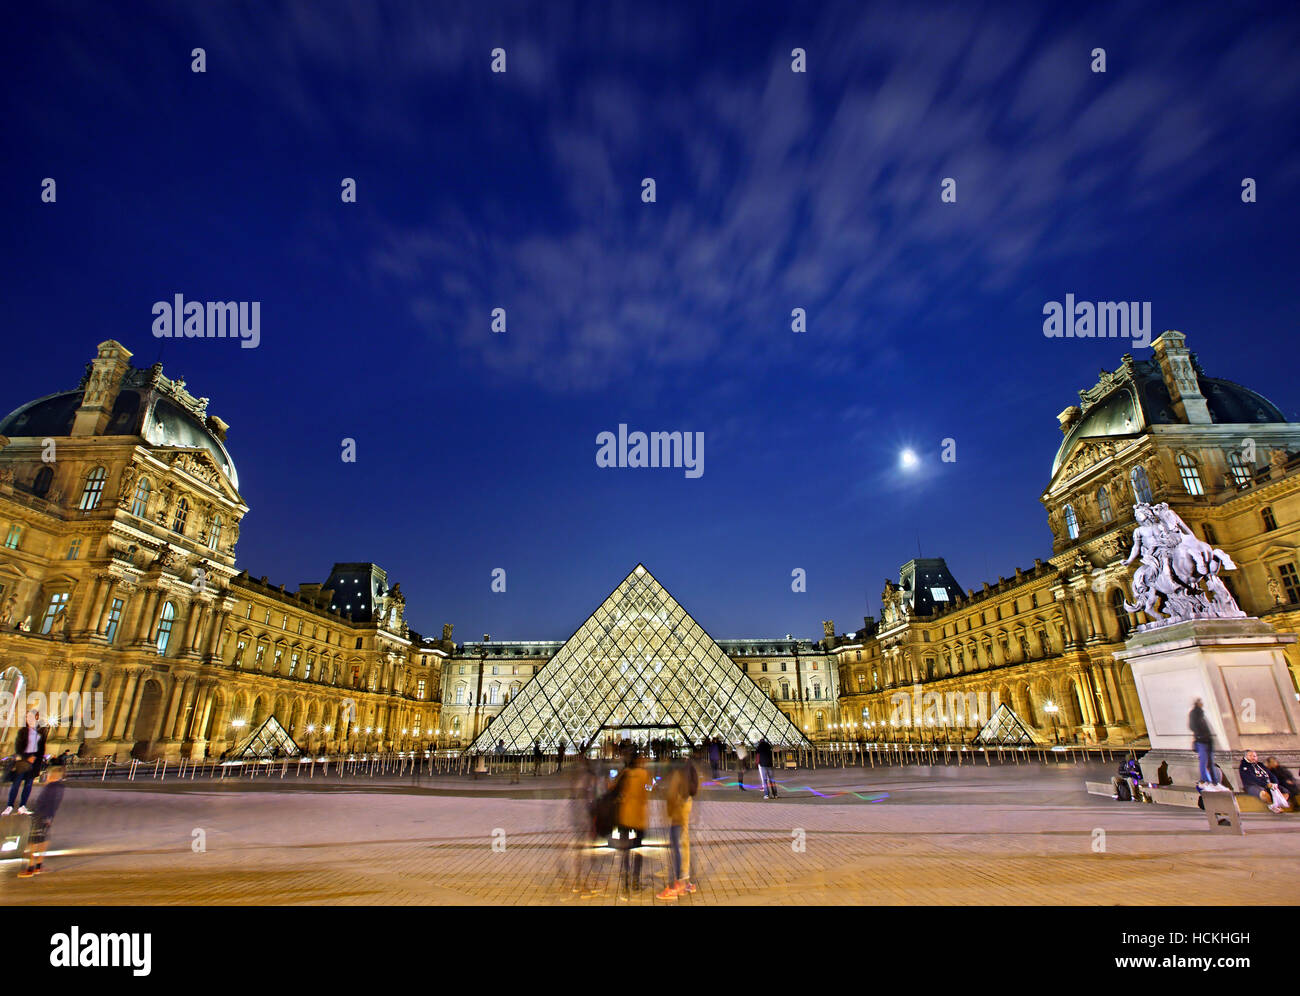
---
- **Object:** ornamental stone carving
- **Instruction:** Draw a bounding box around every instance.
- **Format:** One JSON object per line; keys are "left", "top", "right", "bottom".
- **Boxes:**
{"left": 1123, "top": 502, "right": 1245, "bottom": 627}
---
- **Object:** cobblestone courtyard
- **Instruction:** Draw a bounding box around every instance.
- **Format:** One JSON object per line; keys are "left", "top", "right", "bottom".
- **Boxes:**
{"left": 3, "top": 763, "right": 1297, "bottom": 905}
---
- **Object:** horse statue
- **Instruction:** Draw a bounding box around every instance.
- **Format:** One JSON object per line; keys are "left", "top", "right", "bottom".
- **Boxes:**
{"left": 1123, "top": 502, "right": 1244, "bottom": 626}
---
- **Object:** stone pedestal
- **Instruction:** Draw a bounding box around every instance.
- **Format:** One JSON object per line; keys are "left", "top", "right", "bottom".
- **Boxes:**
{"left": 1114, "top": 618, "right": 1300, "bottom": 789}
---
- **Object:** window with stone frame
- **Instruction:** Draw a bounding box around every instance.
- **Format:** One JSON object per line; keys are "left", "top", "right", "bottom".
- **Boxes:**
{"left": 78, "top": 466, "right": 107, "bottom": 511}
{"left": 1227, "top": 450, "right": 1252, "bottom": 487}
{"left": 172, "top": 496, "right": 189, "bottom": 533}
{"left": 1176, "top": 453, "right": 1204, "bottom": 496}
{"left": 1262, "top": 506, "right": 1278, "bottom": 532}
{"left": 1096, "top": 485, "right": 1113, "bottom": 523}
{"left": 1130, "top": 465, "right": 1153, "bottom": 504}
{"left": 1278, "top": 563, "right": 1300, "bottom": 606}
{"left": 1063, "top": 503, "right": 1079, "bottom": 539}
{"left": 131, "top": 477, "right": 151, "bottom": 517}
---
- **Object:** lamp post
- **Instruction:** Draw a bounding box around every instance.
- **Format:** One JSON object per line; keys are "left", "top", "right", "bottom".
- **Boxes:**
{"left": 1044, "top": 701, "right": 1060, "bottom": 744}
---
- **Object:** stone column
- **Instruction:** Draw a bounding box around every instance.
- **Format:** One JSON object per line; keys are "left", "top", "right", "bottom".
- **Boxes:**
{"left": 74, "top": 575, "right": 105, "bottom": 635}
{"left": 94, "top": 580, "right": 120, "bottom": 635}
{"left": 109, "top": 670, "right": 144, "bottom": 741}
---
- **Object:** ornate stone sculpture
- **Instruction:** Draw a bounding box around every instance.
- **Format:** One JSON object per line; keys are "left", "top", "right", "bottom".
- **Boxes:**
{"left": 1123, "top": 502, "right": 1245, "bottom": 626}
{"left": 442, "top": 623, "right": 454, "bottom": 642}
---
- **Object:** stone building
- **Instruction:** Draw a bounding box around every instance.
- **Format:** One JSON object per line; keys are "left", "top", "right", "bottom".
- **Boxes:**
{"left": 1, "top": 332, "right": 1297, "bottom": 759}
{"left": 0, "top": 341, "right": 444, "bottom": 760}
{"left": 835, "top": 332, "right": 1300, "bottom": 746}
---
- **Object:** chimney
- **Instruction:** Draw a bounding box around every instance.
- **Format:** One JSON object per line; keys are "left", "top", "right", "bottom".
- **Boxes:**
{"left": 1151, "top": 331, "right": 1211, "bottom": 425}
{"left": 71, "top": 341, "right": 133, "bottom": 436}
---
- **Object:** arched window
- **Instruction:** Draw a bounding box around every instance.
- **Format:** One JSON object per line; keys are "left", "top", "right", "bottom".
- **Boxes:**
{"left": 1177, "top": 453, "right": 1204, "bottom": 496}
{"left": 156, "top": 601, "right": 176, "bottom": 655}
{"left": 1063, "top": 504, "right": 1079, "bottom": 540}
{"left": 1227, "top": 450, "right": 1252, "bottom": 487}
{"left": 32, "top": 466, "right": 53, "bottom": 498}
{"left": 78, "top": 466, "right": 107, "bottom": 511}
{"left": 207, "top": 515, "right": 222, "bottom": 550}
{"left": 172, "top": 497, "right": 189, "bottom": 533}
{"left": 1110, "top": 589, "right": 1132, "bottom": 639}
{"left": 1130, "top": 466, "right": 1152, "bottom": 504}
{"left": 1096, "top": 486, "right": 1113, "bottom": 523}
{"left": 131, "top": 477, "right": 151, "bottom": 517}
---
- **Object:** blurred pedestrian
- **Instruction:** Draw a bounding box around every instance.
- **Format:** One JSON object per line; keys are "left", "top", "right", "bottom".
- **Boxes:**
{"left": 614, "top": 750, "right": 651, "bottom": 895}
{"left": 756, "top": 737, "right": 778, "bottom": 799}
{"left": 18, "top": 757, "right": 66, "bottom": 878}
{"left": 3, "top": 710, "right": 47, "bottom": 816}
{"left": 707, "top": 736, "right": 721, "bottom": 780}
{"left": 1189, "top": 698, "right": 1219, "bottom": 791}
{"left": 735, "top": 742, "right": 748, "bottom": 792}
{"left": 657, "top": 754, "right": 699, "bottom": 900}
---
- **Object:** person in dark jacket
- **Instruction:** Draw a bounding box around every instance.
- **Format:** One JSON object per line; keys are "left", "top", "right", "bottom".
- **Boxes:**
{"left": 707, "top": 736, "right": 721, "bottom": 780}
{"left": 755, "top": 737, "right": 778, "bottom": 799}
{"left": 1266, "top": 757, "right": 1299, "bottom": 808}
{"left": 4, "top": 710, "right": 47, "bottom": 815}
{"left": 18, "top": 757, "right": 66, "bottom": 877}
{"left": 1189, "top": 698, "right": 1218, "bottom": 790}
{"left": 1240, "top": 750, "right": 1286, "bottom": 813}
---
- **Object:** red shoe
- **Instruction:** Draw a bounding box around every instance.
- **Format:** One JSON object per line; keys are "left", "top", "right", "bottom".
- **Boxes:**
{"left": 656, "top": 883, "right": 682, "bottom": 900}
{"left": 679, "top": 881, "right": 697, "bottom": 894}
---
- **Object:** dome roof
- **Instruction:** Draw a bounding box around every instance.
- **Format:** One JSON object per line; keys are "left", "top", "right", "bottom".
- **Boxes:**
{"left": 0, "top": 388, "right": 238, "bottom": 491}
{"left": 1051, "top": 357, "right": 1287, "bottom": 477}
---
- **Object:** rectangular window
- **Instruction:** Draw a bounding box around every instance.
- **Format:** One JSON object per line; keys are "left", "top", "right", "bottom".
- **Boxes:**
{"left": 355, "top": 637, "right": 362, "bottom": 650}
{"left": 246, "top": 603, "right": 253, "bottom": 619}
{"left": 105, "top": 598, "right": 124, "bottom": 643}
{"left": 303, "top": 661, "right": 313, "bottom": 681}
{"left": 40, "top": 592, "right": 69, "bottom": 634}
{"left": 254, "top": 645, "right": 266, "bottom": 669}
{"left": 416, "top": 678, "right": 426, "bottom": 699}
{"left": 1263, "top": 507, "right": 1278, "bottom": 532}
{"left": 4, "top": 525, "right": 21, "bottom": 549}
{"left": 290, "top": 652, "right": 299, "bottom": 677}
{"left": 264, "top": 609, "right": 271, "bottom": 624}
{"left": 282, "top": 615, "right": 288, "bottom": 630}
{"left": 273, "top": 648, "right": 283, "bottom": 673}
{"left": 456, "top": 686, "right": 465, "bottom": 705}
{"left": 66, "top": 537, "right": 82, "bottom": 560}
{"left": 412, "top": 713, "right": 422, "bottom": 737}
{"left": 297, "top": 619, "right": 304, "bottom": 634}
{"left": 235, "top": 640, "right": 247, "bottom": 667}
{"left": 1280, "top": 563, "right": 1300, "bottom": 606}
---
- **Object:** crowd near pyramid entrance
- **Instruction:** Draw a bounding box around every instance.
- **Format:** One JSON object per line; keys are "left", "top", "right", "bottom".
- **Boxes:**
{"left": 469, "top": 565, "right": 810, "bottom": 754}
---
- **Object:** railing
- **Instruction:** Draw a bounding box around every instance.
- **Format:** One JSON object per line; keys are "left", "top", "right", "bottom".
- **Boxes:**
{"left": 39, "top": 741, "right": 1128, "bottom": 784}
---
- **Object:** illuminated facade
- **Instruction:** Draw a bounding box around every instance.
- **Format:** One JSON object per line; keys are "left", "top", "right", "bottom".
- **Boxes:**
{"left": 1, "top": 333, "right": 1297, "bottom": 760}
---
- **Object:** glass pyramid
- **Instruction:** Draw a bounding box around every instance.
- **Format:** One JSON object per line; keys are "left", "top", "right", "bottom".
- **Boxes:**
{"left": 469, "top": 565, "right": 810, "bottom": 752}
{"left": 230, "top": 715, "right": 301, "bottom": 759}
{"left": 973, "top": 703, "right": 1037, "bottom": 746}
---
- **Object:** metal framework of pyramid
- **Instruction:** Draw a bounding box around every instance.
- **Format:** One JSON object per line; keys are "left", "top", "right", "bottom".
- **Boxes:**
{"left": 972, "top": 703, "right": 1038, "bottom": 745}
{"left": 230, "top": 715, "right": 301, "bottom": 759}
{"left": 468, "top": 565, "right": 810, "bottom": 753}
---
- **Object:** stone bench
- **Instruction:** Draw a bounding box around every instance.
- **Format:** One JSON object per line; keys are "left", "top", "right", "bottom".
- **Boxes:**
{"left": 1085, "top": 780, "right": 1116, "bottom": 797}
{"left": 1146, "top": 786, "right": 1203, "bottom": 808}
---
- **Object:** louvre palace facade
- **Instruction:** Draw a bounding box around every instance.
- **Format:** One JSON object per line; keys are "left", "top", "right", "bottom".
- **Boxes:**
{"left": 0, "top": 334, "right": 1298, "bottom": 760}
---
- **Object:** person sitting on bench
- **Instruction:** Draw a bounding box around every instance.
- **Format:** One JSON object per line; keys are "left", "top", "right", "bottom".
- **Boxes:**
{"left": 1265, "top": 757, "right": 1300, "bottom": 809}
{"left": 1240, "top": 750, "right": 1288, "bottom": 814}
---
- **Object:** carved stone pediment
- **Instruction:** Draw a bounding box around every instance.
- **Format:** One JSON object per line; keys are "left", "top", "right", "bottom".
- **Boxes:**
{"left": 160, "top": 448, "right": 239, "bottom": 500}
{"left": 1056, "top": 439, "right": 1121, "bottom": 483}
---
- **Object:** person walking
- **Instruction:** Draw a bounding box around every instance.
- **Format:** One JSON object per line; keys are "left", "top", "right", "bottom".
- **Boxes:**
{"left": 614, "top": 749, "right": 651, "bottom": 895}
{"left": 556, "top": 738, "right": 566, "bottom": 773}
{"left": 755, "top": 737, "right": 778, "bottom": 799}
{"left": 532, "top": 740, "right": 543, "bottom": 776}
{"left": 657, "top": 754, "right": 699, "bottom": 899}
{"left": 18, "top": 757, "right": 66, "bottom": 878}
{"left": 4, "top": 710, "right": 47, "bottom": 815}
{"left": 1189, "top": 698, "right": 1219, "bottom": 791}
{"left": 707, "top": 736, "right": 721, "bottom": 780}
{"left": 735, "top": 742, "right": 748, "bottom": 791}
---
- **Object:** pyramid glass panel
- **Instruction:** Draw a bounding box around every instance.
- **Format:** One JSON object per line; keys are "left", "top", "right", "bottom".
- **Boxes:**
{"left": 469, "top": 565, "right": 810, "bottom": 752}
{"left": 230, "top": 715, "right": 302, "bottom": 759}
{"left": 973, "top": 703, "right": 1037, "bottom": 746}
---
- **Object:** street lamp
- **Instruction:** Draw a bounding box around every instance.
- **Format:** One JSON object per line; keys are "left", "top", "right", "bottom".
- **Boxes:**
{"left": 1044, "top": 701, "right": 1060, "bottom": 744}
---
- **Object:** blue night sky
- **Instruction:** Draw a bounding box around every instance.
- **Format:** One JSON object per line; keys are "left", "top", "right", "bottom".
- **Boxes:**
{"left": 3, "top": 0, "right": 1298, "bottom": 642}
